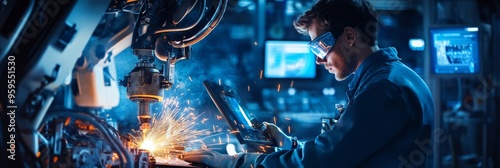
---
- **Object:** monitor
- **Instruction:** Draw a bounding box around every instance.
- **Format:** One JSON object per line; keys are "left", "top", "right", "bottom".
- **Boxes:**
{"left": 429, "top": 26, "right": 481, "bottom": 75}
{"left": 264, "top": 41, "right": 316, "bottom": 79}
{"left": 203, "top": 80, "right": 273, "bottom": 145}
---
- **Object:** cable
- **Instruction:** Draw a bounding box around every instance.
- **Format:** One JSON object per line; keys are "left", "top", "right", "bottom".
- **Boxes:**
{"left": 154, "top": 0, "right": 207, "bottom": 34}
{"left": 43, "top": 109, "right": 133, "bottom": 168}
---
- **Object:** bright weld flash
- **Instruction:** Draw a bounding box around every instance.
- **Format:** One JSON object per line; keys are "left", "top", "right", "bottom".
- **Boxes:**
{"left": 131, "top": 97, "right": 209, "bottom": 159}
{"left": 140, "top": 139, "right": 156, "bottom": 152}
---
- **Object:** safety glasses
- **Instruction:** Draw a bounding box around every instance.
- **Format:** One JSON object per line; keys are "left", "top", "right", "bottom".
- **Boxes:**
{"left": 308, "top": 31, "right": 336, "bottom": 59}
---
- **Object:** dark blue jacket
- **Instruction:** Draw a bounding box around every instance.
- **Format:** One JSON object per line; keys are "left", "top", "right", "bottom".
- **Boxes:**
{"left": 248, "top": 47, "right": 434, "bottom": 168}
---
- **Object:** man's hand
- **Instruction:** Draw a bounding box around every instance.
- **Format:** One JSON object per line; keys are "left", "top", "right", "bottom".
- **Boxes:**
{"left": 263, "top": 122, "right": 297, "bottom": 150}
{"left": 179, "top": 149, "right": 242, "bottom": 168}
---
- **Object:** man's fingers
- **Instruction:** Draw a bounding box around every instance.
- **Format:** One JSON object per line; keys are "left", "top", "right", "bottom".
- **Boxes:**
{"left": 264, "top": 123, "right": 283, "bottom": 135}
{"left": 262, "top": 122, "right": 277, "bottom": 131}
{"left": 261, "top": 122, "right": 290, "bottom": 148}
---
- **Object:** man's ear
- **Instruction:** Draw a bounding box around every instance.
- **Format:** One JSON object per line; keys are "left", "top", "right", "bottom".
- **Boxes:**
{"left": 344, "top": 27, "right": 356, "bottom": 47}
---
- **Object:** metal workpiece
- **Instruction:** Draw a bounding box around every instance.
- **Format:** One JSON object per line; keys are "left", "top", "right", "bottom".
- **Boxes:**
{"left": 131, "top": 148, "right": 156, "bottom": 168}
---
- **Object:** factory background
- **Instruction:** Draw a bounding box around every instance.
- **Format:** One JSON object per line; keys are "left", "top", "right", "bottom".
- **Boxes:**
{"left": 110, "top": 1, "right": 499, "bottom": 167}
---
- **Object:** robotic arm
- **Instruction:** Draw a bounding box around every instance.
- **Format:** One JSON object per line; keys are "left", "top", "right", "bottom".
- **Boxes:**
{"left": 120, "top": 0, "right": 227, "bottom": 133}
{"left": 74, "top": 0, "right": 227, "bottom": 133}
{"left": 1, "top": 0, "right": 227, "bottom": 167}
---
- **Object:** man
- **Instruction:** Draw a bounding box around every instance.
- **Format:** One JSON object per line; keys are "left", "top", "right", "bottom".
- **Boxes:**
{"left": 180, "top": 0, "right": 434, "bottom": 167}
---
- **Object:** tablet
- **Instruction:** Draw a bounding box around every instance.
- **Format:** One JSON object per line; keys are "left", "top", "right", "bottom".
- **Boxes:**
{"left": 203, "top": 80, "right": 273, "bottom": 145}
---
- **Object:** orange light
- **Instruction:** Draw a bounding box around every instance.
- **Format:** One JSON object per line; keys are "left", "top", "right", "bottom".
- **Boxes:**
{"left": 290, "top": 80, "right": 294, "bottom": 87}
{"left": 277, "top": 84, "right": 281, "bottom": 92}
{"left": 64, "top": 117, "right": 71, "bottom": 126}
{"left": 129, "top": 97, "right": 210, "bottom": 160}
{"left": 129, "top": 94, "right": 163, "bottom": 101}
{"left": 288, "top": 126, "right": 291, "bottom": 134}
{"left": 36, "top": 152, "right": 41, "bottom": 157}
{"left": 259, "top": 70, "right": 263, "bottom": 79}
{"left": 259, "top": 146, "right": 266, "bottom": 152}
{"left": 140, "top": 139, "right": 156, "bottom": 152}
{"left": 53, "top": 156, "right": 58, "bottom": 163}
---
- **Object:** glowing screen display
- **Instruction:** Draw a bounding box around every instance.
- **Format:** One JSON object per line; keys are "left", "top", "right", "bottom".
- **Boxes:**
{"left": 223, "top": 95, "right": 253, "bottom": 129}
{"left": 265, "top": 41, "right": 316, "bottom": 78}
{"left": 430, "top": 26, "right": 480, "bottom": 75}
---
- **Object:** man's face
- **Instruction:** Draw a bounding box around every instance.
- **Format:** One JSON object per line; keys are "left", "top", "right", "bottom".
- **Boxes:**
{"left": 308, "top": 21, "right": 355, "bottom": 81}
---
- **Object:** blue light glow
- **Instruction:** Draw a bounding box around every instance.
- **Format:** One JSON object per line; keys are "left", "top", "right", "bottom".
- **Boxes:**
{"left": 409, "top": 38, "right": 425, "bottom": 51}
{"left": 264, "top": 41, "right": 316, "bottom": 79}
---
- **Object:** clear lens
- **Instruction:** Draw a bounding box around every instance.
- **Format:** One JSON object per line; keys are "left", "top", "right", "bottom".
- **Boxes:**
{"left": 308, "top": 32, "right": 336, "bottom": 59}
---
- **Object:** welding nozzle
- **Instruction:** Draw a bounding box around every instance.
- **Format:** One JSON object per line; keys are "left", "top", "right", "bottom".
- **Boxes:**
{"left": 139, "top": 123, "right": 151, "bottom": 133}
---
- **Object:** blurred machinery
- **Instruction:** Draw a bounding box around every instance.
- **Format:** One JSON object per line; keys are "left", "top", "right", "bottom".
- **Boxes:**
{"left": 0, "top": 0, "right": 227, "bottom": 167}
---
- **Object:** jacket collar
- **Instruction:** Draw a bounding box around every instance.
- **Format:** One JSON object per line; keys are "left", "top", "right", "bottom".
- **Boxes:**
{"left": 347, "top": 47, "right": 401, "bottom": 92}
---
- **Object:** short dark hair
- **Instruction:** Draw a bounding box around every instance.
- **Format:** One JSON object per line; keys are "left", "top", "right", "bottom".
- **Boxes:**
{"left": 293, "top": 0, "right": 379, "bottom": 46}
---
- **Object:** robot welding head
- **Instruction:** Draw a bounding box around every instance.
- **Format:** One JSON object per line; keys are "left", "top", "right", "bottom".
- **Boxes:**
{"left": 121, "top": 0, "right": 228, "bottom": 133}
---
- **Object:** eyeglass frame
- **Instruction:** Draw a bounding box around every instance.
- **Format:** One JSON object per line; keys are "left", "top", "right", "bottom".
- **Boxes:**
{"left": 307, "top": 31, "right": 336, "bottom": 59}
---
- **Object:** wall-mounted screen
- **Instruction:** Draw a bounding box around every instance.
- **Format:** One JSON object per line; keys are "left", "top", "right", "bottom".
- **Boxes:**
{"left": 430, "top": 26, "right": 481, "bottom": 75}
{"left": 264, "top": 41, "right": 316, "bottom": 79}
